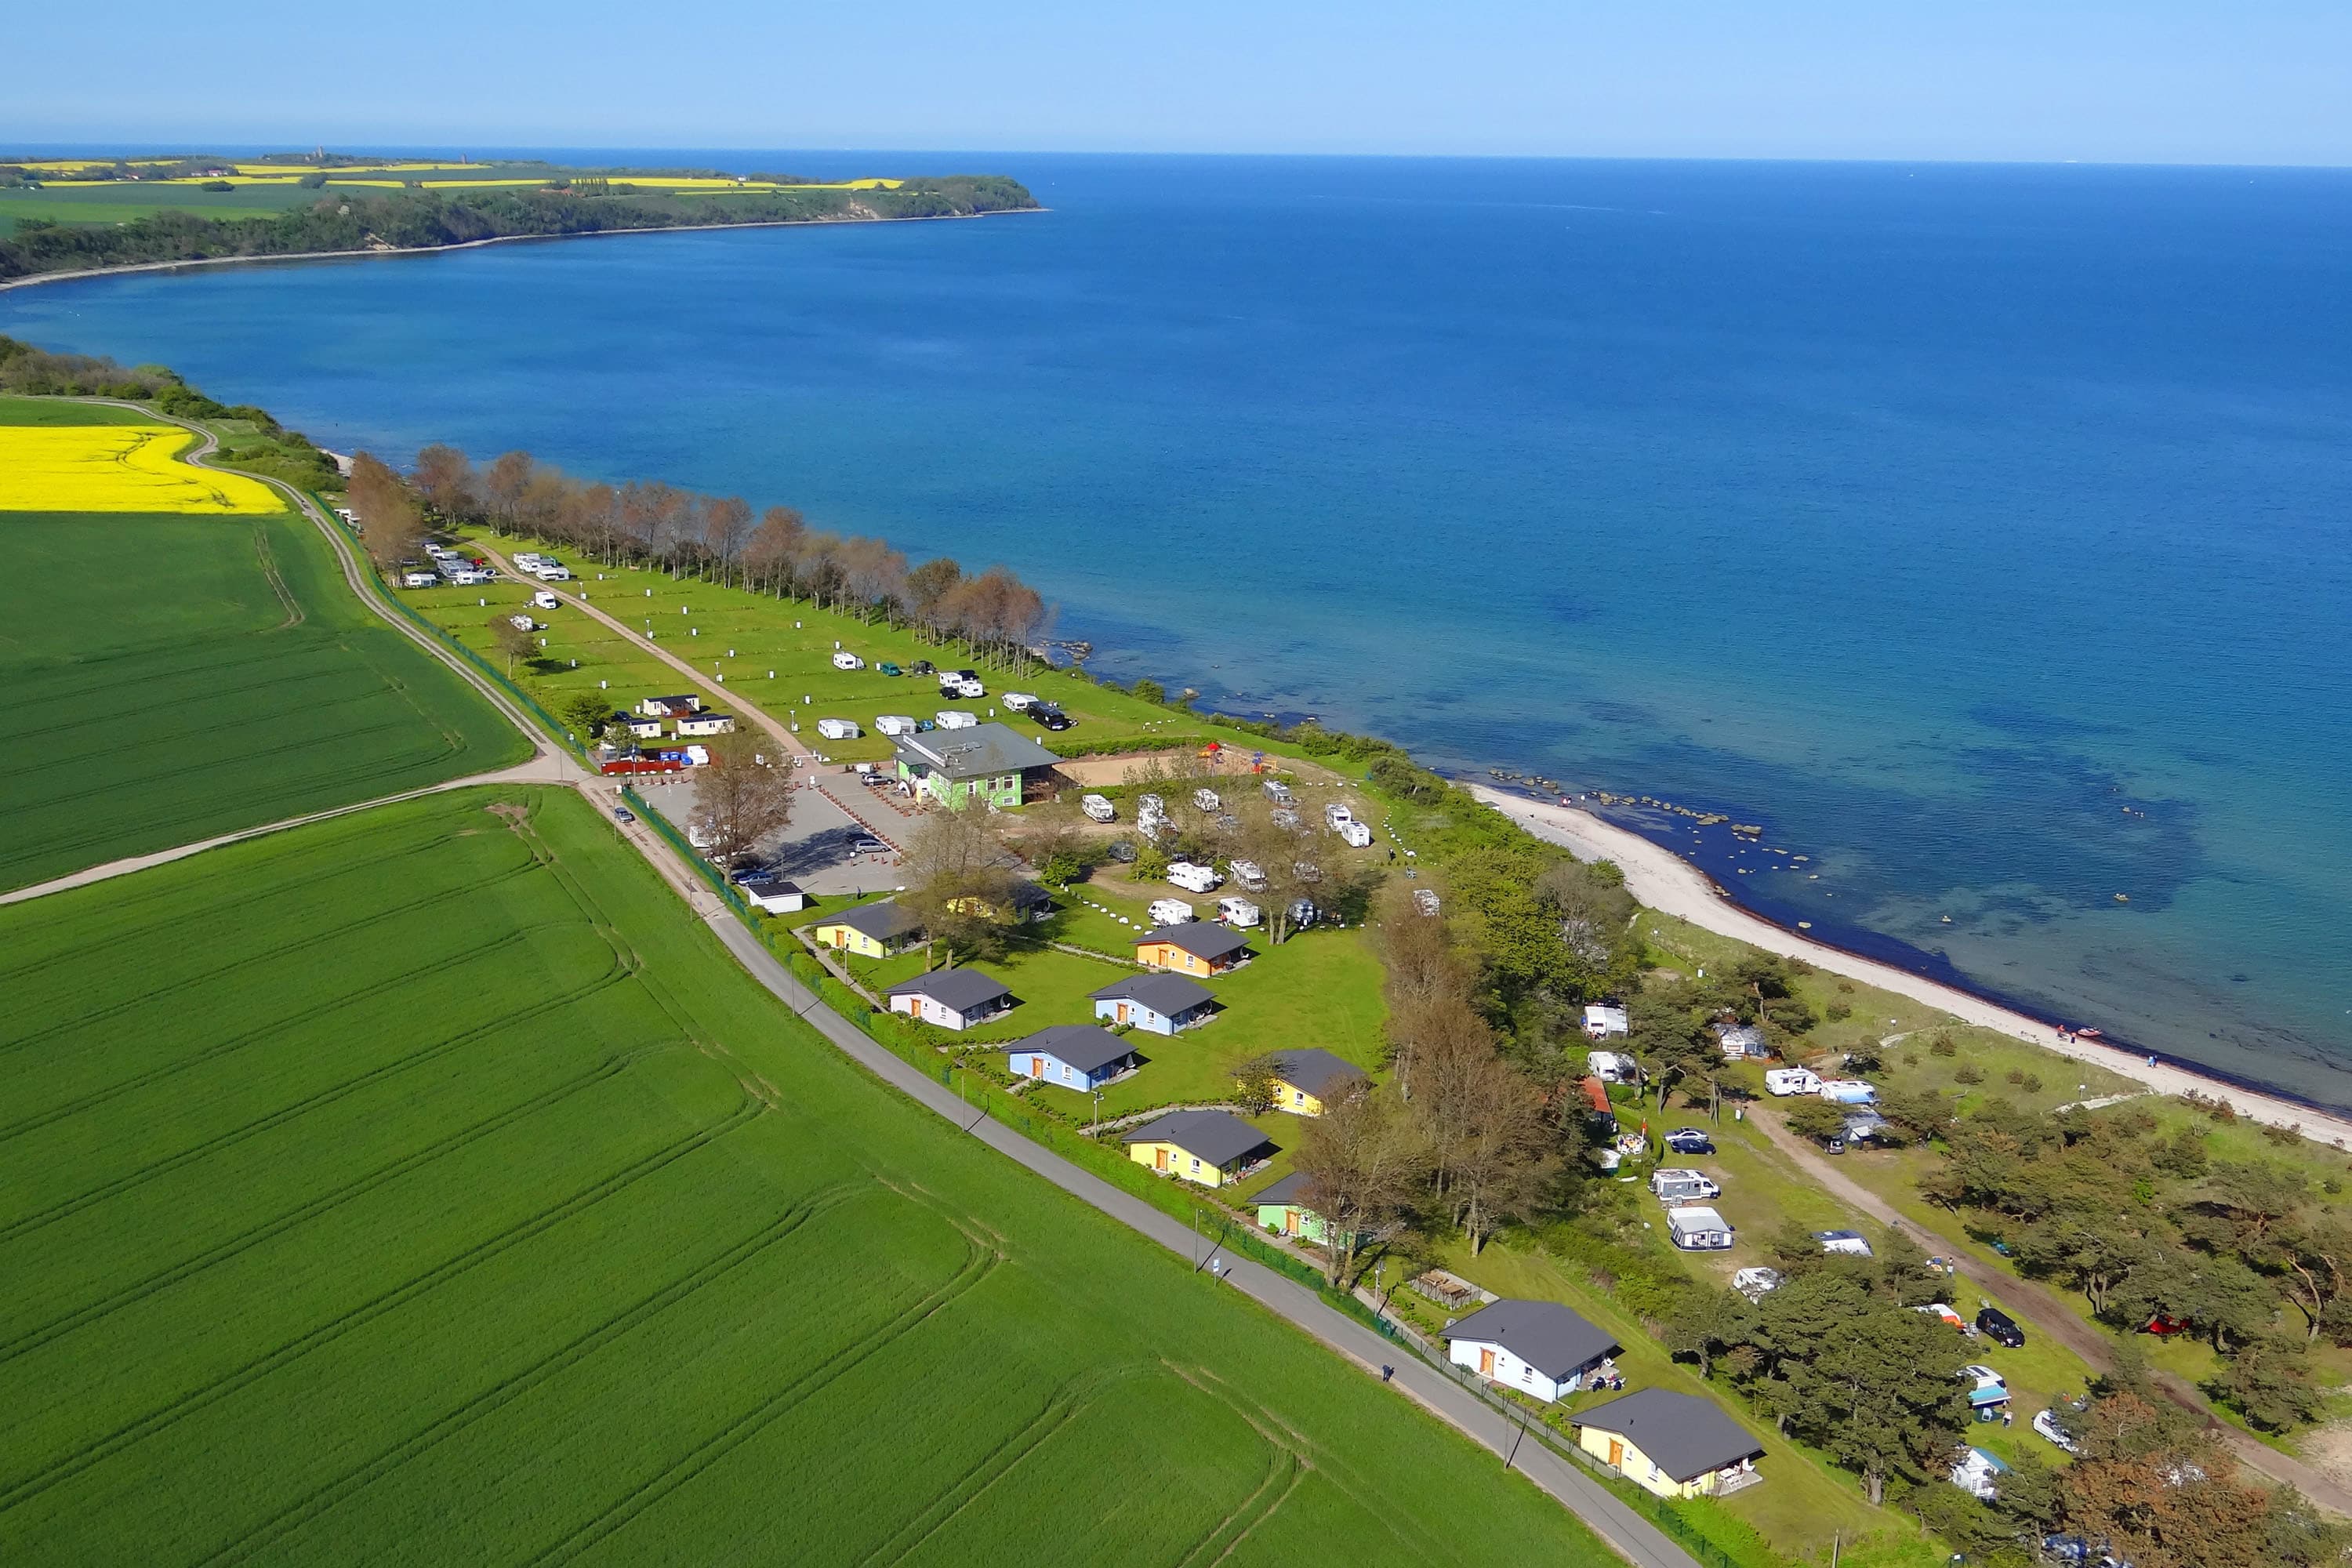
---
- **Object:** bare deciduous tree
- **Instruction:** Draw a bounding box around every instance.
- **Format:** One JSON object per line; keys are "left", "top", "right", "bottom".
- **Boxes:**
{"left": 691, "top": 724, "right": 795, "bottom": 864}
{"left": 1293, "top": 1090, "right": 1429, "bottom": 1287}
{"left": 899, "top": 804, "right": 1018, "bottom": 966}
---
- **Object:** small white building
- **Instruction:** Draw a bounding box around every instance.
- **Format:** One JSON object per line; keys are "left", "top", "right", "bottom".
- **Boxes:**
{"left": 676, "top": 712, "right": 735, "bottom": 737}
{"left": 1583, "top": 1004, "right": 1631, "bottom": 1040}
{"left": 815, "top": 717, "right": 862, "bottom": 740}
{"left": 1444, "top": 1299, "right": 1621, "bottom": 1404}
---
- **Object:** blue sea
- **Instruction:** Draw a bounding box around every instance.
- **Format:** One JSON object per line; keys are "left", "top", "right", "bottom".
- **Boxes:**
{"left": 9, "top": 154, "right": 2352, "bottom": 1106}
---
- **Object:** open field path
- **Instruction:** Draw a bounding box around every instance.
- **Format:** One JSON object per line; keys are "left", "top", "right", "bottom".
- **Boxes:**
{"left": 13, "top": 400, "right": 1688, "bottom": 1566}
{"left": 1749, "top": 1105, "right": 2352, "bottom": 1514}
{"left": 1475, "top": 786, "right": 2352, "bottom": 1150}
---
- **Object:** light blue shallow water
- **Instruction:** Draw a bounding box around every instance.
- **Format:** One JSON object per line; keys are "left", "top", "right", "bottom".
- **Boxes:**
{"left": 9, "top": 154, "right": 2351, "bottom": 1104}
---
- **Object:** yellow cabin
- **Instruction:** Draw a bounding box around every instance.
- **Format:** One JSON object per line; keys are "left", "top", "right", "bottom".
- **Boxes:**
{"left": 1258, "top": 1047, "right": 1370, "bottom": 1117}
{"left": 1120, "top": 1108, "right": 1273, "bottom": 1189}
{"left": 811, "top": 899, "right": 922, "bottom": 959}
{"left": 1573, "top": 1388, "right": 1764, "bottom": 1500}
{"left": 1133, "top": 923, "right": 1252, "bottom": 976}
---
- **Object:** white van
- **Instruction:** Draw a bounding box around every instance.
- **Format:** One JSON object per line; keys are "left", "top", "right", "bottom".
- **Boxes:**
{"left": 935, "top": 710, "right": 978, "bottom": 730}
{"left": 1667, "top": 1207, "right": 1736, "bottom": 1251}
{"left": 530, "top": 589, "right": 561, "bottom": 610}
{"left": 1081, "top": 794, "right": 1116, "bottom": 822}
{"left": 1217, "top": 896, "right": 1262, "bottom": 927}
{"left": 873, "top": 714, "right": 919, "bottom": 737}
{"left": 1765, "top": 1068, "right": 1823, "bottom": 1097}
{"left": 1167, "top": 861, "right": 1222, "bottom": 894}
{"left": 1337, "top": 820, "right": 1374, "bottom": 848}
{"left": 1192, "top": 788, "right": 1221, "bottom": 811}
{"left": 1147, "top": 898, "right": 1196, "bottom": 925}
{"left": 1324, "top": 803, "right": 1355, "bottom": 830}
{"left": 1650, "top": 1168, "right": 1722, "bottom": 1203}
{"left": 1001, "top": 691, "right": 1037, "bottom": 713}
{"left": 815, "top": 717, "right": 862, "bottom": 740}
{"left": 831, "top": 652, "right": 865, "bottom": 671}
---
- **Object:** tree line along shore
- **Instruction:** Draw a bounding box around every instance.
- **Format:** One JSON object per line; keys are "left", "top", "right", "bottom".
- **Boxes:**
{"left": 0, "top": 156, "right": 1036, "bottom": 281}
{"left": 14, "top": 334, "right": 2352, "bottom": 1568}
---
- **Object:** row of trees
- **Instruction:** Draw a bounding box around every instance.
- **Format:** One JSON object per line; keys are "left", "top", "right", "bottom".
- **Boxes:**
{"left": 395, "top": 445, "right": 1052, "bottom": 671}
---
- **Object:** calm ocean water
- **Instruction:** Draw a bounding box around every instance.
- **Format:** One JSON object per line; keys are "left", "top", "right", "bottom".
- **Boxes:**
{"left": 10, "top": 154, "right": 2351, "bottom": 1105}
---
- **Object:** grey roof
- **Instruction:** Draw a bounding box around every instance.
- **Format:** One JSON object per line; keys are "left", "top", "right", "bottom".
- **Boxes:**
{"left": 1138, "top": 924, "right": 1253, "bottom": 962}
{"left": 1573, "top": 1388, "right": 1764, "bottom": 1483}
{"left": 1089, "top": 971, "right": 1215, "bottom": 1016}
{"left": 891, "top": 723, "right": 1060, "bottom": 781}
{"left": 1252, "top": 1171, "right": 1316, "bottom": 1209}
{"left": 829, "top": 900, "right": 923, "bottom": 942}
{"left": 1122, "top": 1109, "right": 1273, "bottom": 1167}
{"left": 884, "top": 967, "right": 1011, "bottom": 1012}
{"left": 1443, "top": 1299, "right": 1620, "bottom": 1379}
{"left": 1271, "top": 1048, "right": 1370, "bottom": 1102}
{"left": 1009, "top": 1024, "right": 1134, "bottom": 1076}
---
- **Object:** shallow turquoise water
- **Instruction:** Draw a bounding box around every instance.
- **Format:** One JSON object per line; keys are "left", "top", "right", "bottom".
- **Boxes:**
{"left": 10, "top": 154, "right": 2350, "bottom": 1104}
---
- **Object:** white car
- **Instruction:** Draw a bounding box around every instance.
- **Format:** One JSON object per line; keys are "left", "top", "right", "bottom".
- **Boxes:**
{"left": 1148, "top": 898, "right": 1196, "bottom": 926}
{"left": 2032, "top": 1409, "right": 2080, "bottom": 1454}
{"left": 831, "top": 651, "right": 866, "bottom": 671}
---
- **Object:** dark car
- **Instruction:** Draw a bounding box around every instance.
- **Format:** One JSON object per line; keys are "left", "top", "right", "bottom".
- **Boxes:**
{"left": 612, "top": 807, "right": 636, "bottom": 824}
{"left": 1977, "top": 1307, "right": 2026, "bottom": 1348}
{"left": 1032, "top": 705, "right": 1073, "bottom": 731}
{"left": 1665, "top": 1128, "right": 1715, "bottom": 1155}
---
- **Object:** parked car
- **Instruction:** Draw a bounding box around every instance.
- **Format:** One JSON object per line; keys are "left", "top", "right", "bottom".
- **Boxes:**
{"left": 1664, "top": 1127, "right": 1715, "bottom": 1155}
{"left": 612, "top": 807, "right": 636, "bottom": 824}
{"left": 1976, "top": 1307, "right": 2027, "bottom": 1348}
{"left": 849, "top": 836, "right": 888, "bottom": 855}
{"left": 1031, "top": 704, "right": 1073, "bottom": 731}
{"left": 877, "top": 661, "right": 903, "bottom": 677}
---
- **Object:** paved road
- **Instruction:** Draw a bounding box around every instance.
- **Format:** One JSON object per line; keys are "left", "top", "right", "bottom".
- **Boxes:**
{"left": 1750, "top": 1105, "right": 2352, "bottom": 1515}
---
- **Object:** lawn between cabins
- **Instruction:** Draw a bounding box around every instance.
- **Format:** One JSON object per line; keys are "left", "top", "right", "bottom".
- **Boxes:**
{"left": 0, "top": 784, "right": 1616, "bottom": 1566}
{"left": 0, "top": 401, "right": 526, "bottom": 893}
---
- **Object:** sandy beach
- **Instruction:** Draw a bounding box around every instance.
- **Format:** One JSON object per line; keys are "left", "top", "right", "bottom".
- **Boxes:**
{"left": 1470, "top": 783, "right": 2352, "bottom": 1150}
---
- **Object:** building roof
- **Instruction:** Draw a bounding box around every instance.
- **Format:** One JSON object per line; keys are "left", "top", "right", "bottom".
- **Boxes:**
{"left": 891, "top": 723, "right": 1060, "bottom": 781}
{"left": 1443, "top": 1298, "right": 1620, "bottom": 1379}
{"left": 825, "top": 899, "right": 923, "bottom": 942}
{"left": 884, "top": 967, "right": 1011, "bottom": 1012}
{"left": 1574, "top": 1388, "right": 1765, "bottom": 1483}
{"left": 1121, "top": 1108, "right": 1272, "bottom": 1167}
{"left": 647, "top": 694, "right": 700, "bottom": 710}
{"left": 1270, "top": 1048, "right": 1370, "bottom": 1102}
{"left": 1251, "top": 1171, "right": 1316, "bottom": 1209}
{"left": 1137, "top": 924, "right": 1253, "bottom": 962}
{"left": 1009, "top": 1024, "right": 1134, "bottom": 1076}
{"left": 732, "top": 871, "right": 800, "bottom": 892}
{"left": 1088, "top": 971, "right": 1215, "bottom": 1016}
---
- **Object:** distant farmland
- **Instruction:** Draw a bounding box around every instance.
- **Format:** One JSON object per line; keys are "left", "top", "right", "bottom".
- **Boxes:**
{"left": 0, "top": 402, "right": 524, "bottom": 891}
{"left": 0, "top": 786, "right": 1610, "bottom": 1564}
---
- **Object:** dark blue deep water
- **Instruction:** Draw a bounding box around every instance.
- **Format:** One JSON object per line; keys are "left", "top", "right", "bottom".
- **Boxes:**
{"left": 10, "top": 154, "right": 2352, "bottom": 1104}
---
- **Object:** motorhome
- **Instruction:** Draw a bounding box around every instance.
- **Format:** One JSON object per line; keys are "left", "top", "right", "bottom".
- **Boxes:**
{"left": 1167, "top": 861, "right": 1222, "bottom": 894}
{"left": 938, "top": 670, "right": 984, "bottom": 698}
{"left": 1587, "top": 1050, "right": 1639, "bottom": 1084}
{"left": 1227, "top": 858, "right": 1266, "bottom": 891}
{"left": 1666, "top": 1207, "right": 1735, "bottom": 1251}
{"left": 1216, "top": 896, "right": 1261, "bottom": 927}
{"left": 831, "top": 651, "right": 865, "bottom": 671}
{"left": 1324, "top": 803, "right": 1354, "bottom": 829}
{"left": 1764, "top": 1068, "right": 1823, "bottom": 1097}
{"left": 1192, "top": 788, "right": 1221, "bottom": 811}
{"left": 531, "top": 562, "right": 572, "bottom": 582}
{"left": 530, "top": 590, "right": 561, "bottom": 610}
{"left": 873, "top": 714, "right": 919, "bottom": 737}
{"left": 1337, "top": 820, "right": 1373, "bottom": 848}
{"left": 815, "top": 717, "right": 862, "bottom": 741}
{"left": 401, "top": 570, "right": 441, "bottom": 589}
{"left": 1413, "top": 888, "right": 1441, "bottom": 916}
{"left": 1813, "top": 1230, "right": 1874, "bottom": 1257}
{"left": 1650, "top": 1168, "right": 1722, "bottom": 1203}
{"left": 1262, "top": 779, "right": 1295, "bottom": 806}
{"left": 1270, "top": 808, "right": 1301, "bottom": 829}
{"left": 1147, "top": 898, "right": 1196, "bottom": 925}
{"left": 1137, "top": 794, "right": 1167, "bottom": 818}
{"left": 512, "top": 553, "right": 550, "bottom": 572}
{"left": 1081, "top": 793, "right": 1116, "bottom": 822}
{"left": 1001, "top": 691, "right": 1037, "bottom": 712}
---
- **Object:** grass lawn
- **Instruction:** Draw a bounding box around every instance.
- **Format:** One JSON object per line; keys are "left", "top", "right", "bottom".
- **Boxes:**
{"left": 0, "top": 395, "right": 155, "bottom": 426}
{"left": 0, "top": 784, "right": 1621, "bottom": 1564}
{"left": 0, "top": 455, "right": 525, "bottom": 891}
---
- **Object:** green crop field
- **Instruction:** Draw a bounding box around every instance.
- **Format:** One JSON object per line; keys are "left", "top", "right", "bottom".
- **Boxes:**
{"left": 0, "top": 785, "right": 1610, "bottom": 1564}
{"left": 0, "top": 417, "right": 528, "bottom": 891}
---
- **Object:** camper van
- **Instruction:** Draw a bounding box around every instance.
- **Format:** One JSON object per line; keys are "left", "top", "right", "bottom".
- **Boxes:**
{"left": 1666, "top": 1207, "right": 1735, "bottom": 1251}
{"left": 815, "top": 717, "right": 862, "bottom": 741}
{"left": 532, "top": 563, "right": 572, "bottom": 582}
{"left": 1270, "top": 808, "right": 1301, "bottom": 829}
{"left": 1192, "top": 788, "right": 1221, "bottom": 812}
{"left": 401, "top": 570, "right": 441, "bottom": 589}
{"left": 1765, "top": 1068, "right": 1823, "bottom": 1097}
{"left": 1167, "top": 861, "right": 1222, "bottom": 894}
{"left": 1001, "top": 691, "right": 1037, "bottom": 712}
{"left": 1147, "top": 898, "right": 1196, "bottom": 925}
{"left": 935, "top": 710, "right": 979, "bottom": 729}
{"left": 1587, "top": 1050, "right": 1640, "bottom": 1084}
{"left": 1324, "top": 804, "right": 1355, "bottom": 830}
{"left": 448, "top": 568, "right": 492, "bottom": 586}
{"left": 530, "top": 590, "right": 561, "bottom": 610}
{"left": 1262, "top": 779, "right": 1295, "bottom": 806}
{"left": 508, "top": 614, "right": 541, "bottom": 633}
{"left": 1137, "top": 794, "right": 1167, "bottom": 818}
{"left": 874, "top": 715, "right": 918, "bottom": 737}
{"left": 938, "top": 670, "right": 984, "bottom": 698}
{"left": 1081, "top": 794, "right": 1116, "bottom": 822}
{"left": 1227, "top": 859, "right": 1267, "bottom": 891}
{"left": 1216, "top": 896, "right": 1262, "bottom": 927}
{"left": 1337, "top": 820, "right": 1374, "bottom": 848}
{"left": 830, "top": 652, "right": 865, "bottom": 671}
{"left": 1650, "top": 1168, "right": 1722, "bottom": 1203}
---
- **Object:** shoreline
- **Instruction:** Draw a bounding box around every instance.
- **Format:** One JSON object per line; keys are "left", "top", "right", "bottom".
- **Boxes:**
{"left": 1468, "top": 782, "right": 2352, "bottom": 1148}
{"left": 0, "top": 205, "right": 1046, "bottom": 295}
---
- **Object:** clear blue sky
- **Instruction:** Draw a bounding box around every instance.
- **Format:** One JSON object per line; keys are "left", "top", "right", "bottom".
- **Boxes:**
{"left": 10, "top": 0, "right": 2348, "bottom": 165}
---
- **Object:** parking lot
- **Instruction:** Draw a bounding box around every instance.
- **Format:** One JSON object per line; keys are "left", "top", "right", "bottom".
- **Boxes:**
{"left": 630, "top": 768, "right": 907, "bottom": 898}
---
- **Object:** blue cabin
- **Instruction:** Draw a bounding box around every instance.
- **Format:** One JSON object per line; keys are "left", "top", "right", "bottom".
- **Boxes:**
{"left": 1008, "top": 1024, "right": 1138, "bottom": 1091}
{"left": 1088, "top": 971, "right": 1215, "bottom": 1036}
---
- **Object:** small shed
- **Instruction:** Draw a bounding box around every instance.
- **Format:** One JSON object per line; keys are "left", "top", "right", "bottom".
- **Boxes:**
{"left": 885, "top": 967, "right": 1014, "bottom": 1032}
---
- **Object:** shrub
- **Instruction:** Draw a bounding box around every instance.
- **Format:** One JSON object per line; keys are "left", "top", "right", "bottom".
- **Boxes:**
{"left": 1955, "top": 1063, "right": 1984, "bottom": 1085}
{"left": 2005, "top": 1068, "right": 2025, "bottom": 1085}
{"left": 1929, "top": 1033, "right": 1958, "bottom": 1057}
{"left": 2021, "top": 1073, "right": 2042, "bottom": 1094}
{"left": 1825, "top": 1001, "right": 1852, "bottom": 1022}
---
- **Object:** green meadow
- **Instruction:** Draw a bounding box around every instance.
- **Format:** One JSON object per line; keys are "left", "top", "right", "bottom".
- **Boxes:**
{"left": 0, "top": 786, "right": 1613, "bottom": 1565}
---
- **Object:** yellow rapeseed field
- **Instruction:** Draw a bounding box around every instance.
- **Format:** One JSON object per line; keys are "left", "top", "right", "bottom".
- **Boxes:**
{"left": 0, "top": 426, "right": 285, "bottom": 514}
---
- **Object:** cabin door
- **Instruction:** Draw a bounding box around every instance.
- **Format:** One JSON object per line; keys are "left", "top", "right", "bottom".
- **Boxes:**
{"left": 1116, "top": 1004, "right": 1131, "bottom": 1025}
{"left": 1030, "top": 1057, "right": 1045, "bottom": 1079}
{"left": 1478, "top": 1348, "right": 1495, "bottom": 1377}
{"left": 1283, "top": 1209, "right": 1298, "bottom": 1236}
{"left": 1607, "top": 1439, "right": 1625, "bottom": 1468}
{"left": 1155, "top": 1148, "right": 1169, "bottom": 1171}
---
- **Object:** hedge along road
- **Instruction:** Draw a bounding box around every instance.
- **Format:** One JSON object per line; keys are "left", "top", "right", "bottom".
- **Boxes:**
{"left": 105, "top": 406, "right": 1699, "bottom": 1568}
